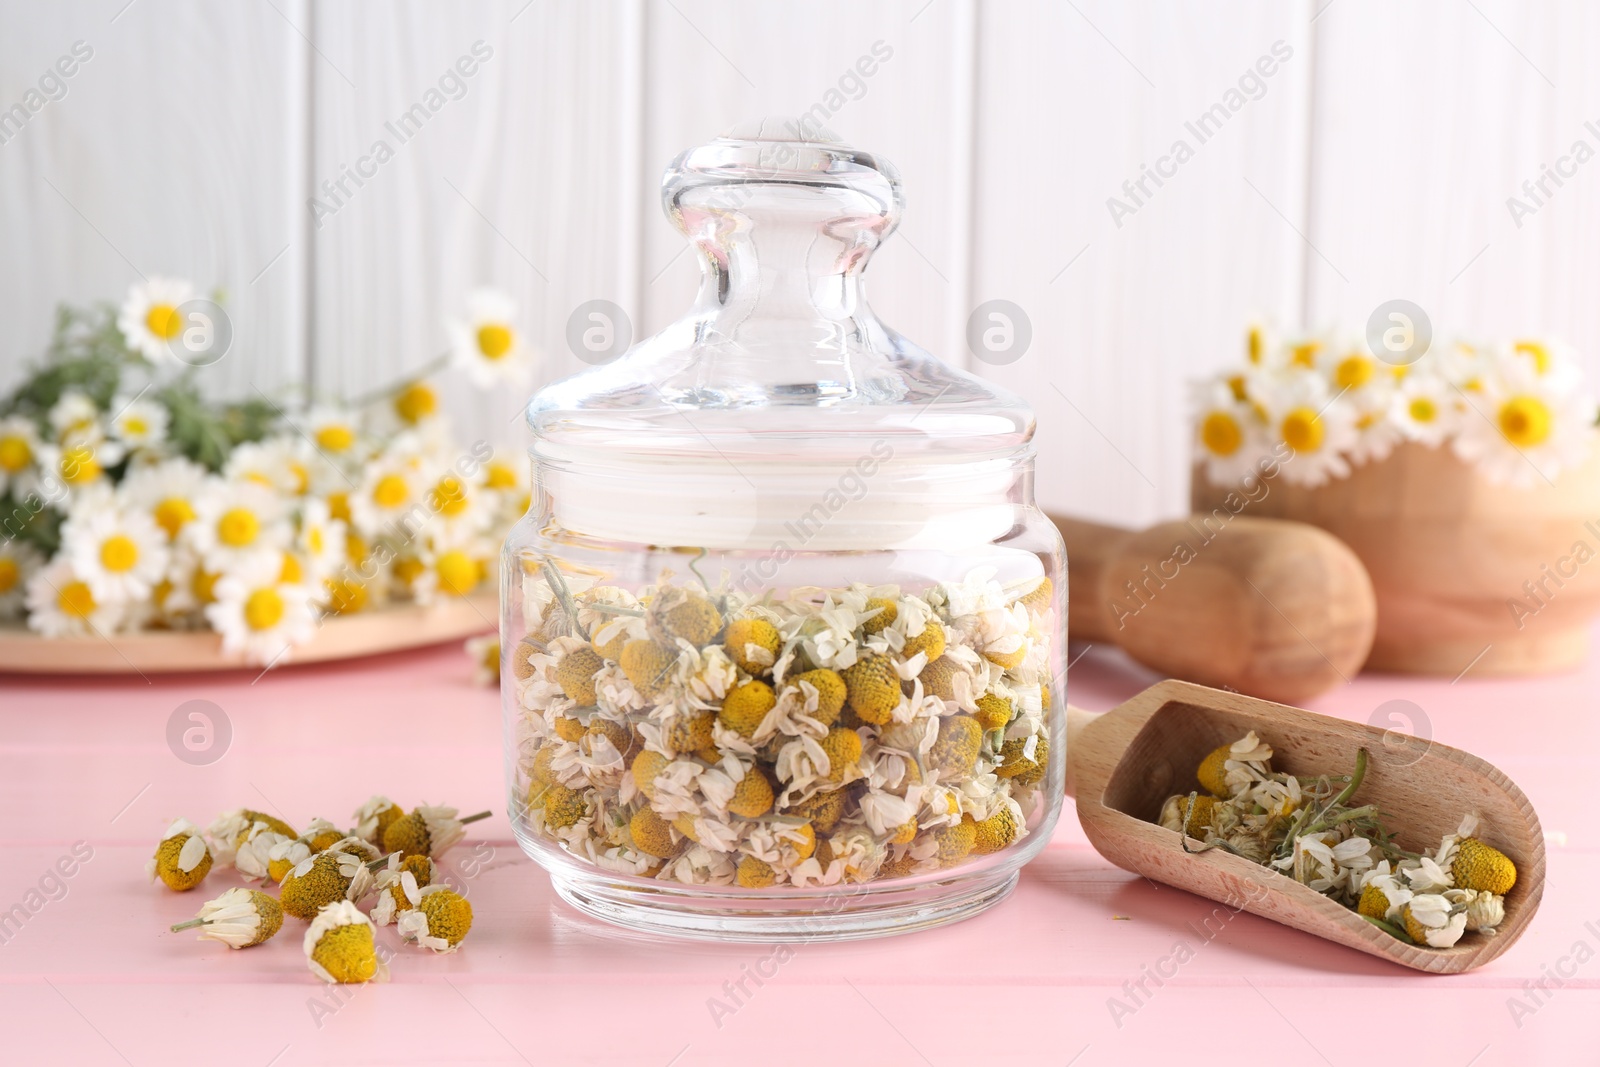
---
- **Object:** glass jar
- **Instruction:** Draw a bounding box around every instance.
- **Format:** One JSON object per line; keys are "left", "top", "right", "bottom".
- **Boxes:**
{"left": 502, "top": 120, "right": 1066, "bottom": 941}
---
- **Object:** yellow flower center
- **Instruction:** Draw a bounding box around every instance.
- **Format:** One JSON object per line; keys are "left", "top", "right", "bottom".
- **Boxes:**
{"left": 279, "top": 552, "right": 303, "bottom": 583}
{"left": 1280, "top": 407, "right": 1325, "bottom": 452}
{"left": 123, "top": 415, "right": 149, "bottom": 437}
{"left": 307, "top": 526, "right": 325, "bottom": 555}
{"left": 58, "top": 580, "right": 96, "bottom": 618}
{"left": 217, "top": 507, "right": 261, "bottom": 548}
{"left": 325, "top": 576, "right": 369, "bottom": 614}
{"left": 192, "top": 569, "right": 219, "bottom": 604}
{"left": 372, "top": 474, "right": 410, "bottom": 509}
{"left": 244, "top": 588, "right": 285, "bottom": 630}
{"left": 484, "top": 462, "right": 517, "bottom": 489}
{"left": 288, "top": 462, "right": 309, "bottom": 495}
{"left": 60, "top": 445, "right": 100, "bottom": 485}
{"left": 480, "top": 640, "right": 500, "bottom": 672}
{"left": 0, "top": 435, "right": 30, "bottom": 473}
{"left": 1515, "top": 340, "right": 1551, "bottom": 374}
{"left": 326, "top": 492, "right": 351, "bottom": 522}
{"left": 435, "top": 550, "right": 480, "bottom": 596}
{"left": 1334, "top": 355, "right": 1375, "bottom": 389}
{"left": 1224, "top": 374, "right": 1248, "bottom": 402}
{"left": 1290, "top": 341, "right": 1320, "bottom": 368}
{"left": 430, "top": 475, "right": 470, "bottom": 517}
{"left": 393, "top": 557, "right": 425, "bottom": 585}
{"left": 394, "top": 382, "right": 438, "bottom": 425}
{"left": 1246, "top": 327, "right": 1264, "bottom": 365}
{"left": 346, "top": 532, "right": 368, "bottom": 566}
{"left": 1200, "top": 411, "right": 1243, "bottom": 456}
{"left": 315, "top": 424, "right": 356, "bottom": 452}
{"left": 1356, "top": 412, "right": 1377, "bottom": 430}
{"left": 1499, "top": 395, "right": 1553, "bottom": 448}
{"left": 145, "top": 303, "right": 182, "bottom": 340}
{"left": 1408, "top": 397, "right": 1437, "bottom": 424}
{"left": 99, "top": 534, "right": 139, "bottom": 572}
{"left": 153, "top": 497, "right": 196, "bottom": 539}
{"left": 0, "top": 558, "right": 18, "bottom": 594}
{"left": 477, "top": 324, "right": 514, "bottom": 360}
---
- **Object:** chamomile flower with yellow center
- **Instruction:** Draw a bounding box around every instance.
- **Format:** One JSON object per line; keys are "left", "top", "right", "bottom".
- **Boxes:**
{"left": 425, "top": 469, "right": 489, "bottom": 534}
{"left": 1389, "top": 373, "right": 1458, "bottom": 448}
{"left": 1508, "top": 337, "right": 1583, "bottom": 393}
{"left": 280, "top": 850, "right": 376, "bottom": 919}
{"left": 371, "top": 853, "right": 435, "bottom": 925}
{"left": 62, "top": 501, "right": 170, "bottom": 604}
{"left": 349, "top": 457, "right": 421, "bottom": 538}
{"left": 409, "top": 536, "right": 490, "bottom": 603}
{"left": 303, "top": 899, "right": 388, "bottom": 984}
{"left": 295, "top": 497, "right": 347, "bottom": 583}
{"left": 0, "top": 415, "right": 40, "bottom": 496}
{"left": 449, "top": 288, "right": 529, "bottom": 388}
{"left": 24, "top": 555, "right": 125, "bottom": 636}
{"left": 205, "top": 553, "right": 316, "bottom": 663}
{"left": 466, "top": 633, "right": 501, "bottom": 686}
{"left": 108, "top": 395, "right": 170, "bottom": 451}
{"left": 392, "top": 380, "right": 440, "bottom": 427}
{"left": 48, "top": 391, "right": 102, "bottom": 443}
{"left": 0, "top": 541, "right": 41, "bottom": 619}
{"left": 352, "top": 796, "right": 407, "bottom": 845}
{"left": 187, "top": 480, "right": 290, "bottom": 573}
{"left": 396, "top": 885, "right": 474, "bottom": 952}
{"left": 1453, "top": 360, "right": 1598, "bottom": 487}
{"left": 1260, "top": 372, "right": 1359, "bottom": 488}
{"left": 146, "top": 818, "right": 213, "bottom": 891}
{"left": 120, "top": 457, "right": 212, "bottom": 542}
{"left": 305, "top": 405, "right": 362, "bottom": 458}
{"left": 224, "top": 436, "right": 313, "bottom": 497}
{"left": 117, "top": 277, "right": 196, "bottom": 365}
{"left": 1191, "top": 379, "right": 1265, "bottom": 485}
{"left": 381, "top": 804, "right": 484, "bottom": 860}
{"left": 479, "top": 449, "right": 530, "bottom": 519}
{"left": 38, "top": 437, "right": 124, "bottom": 496}
{"left": 177, "top": 887, "right": 283, "bottom": 949}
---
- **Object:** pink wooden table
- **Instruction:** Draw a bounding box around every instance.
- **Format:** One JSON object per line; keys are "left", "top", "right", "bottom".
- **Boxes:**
{"left": 3, "top": 634, "right": 1597, "bottom": 1066}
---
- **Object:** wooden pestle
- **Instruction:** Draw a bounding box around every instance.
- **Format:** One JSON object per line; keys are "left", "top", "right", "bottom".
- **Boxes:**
{"left": 1050, "top": 513, "right": 1376, "bottom": 703}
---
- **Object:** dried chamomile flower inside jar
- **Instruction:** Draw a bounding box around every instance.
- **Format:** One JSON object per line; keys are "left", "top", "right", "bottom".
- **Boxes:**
{"left": 396, "top": 885, "right": 474, "bottom": 952}
{"left": 382, "top": 804, "right": 488, "bottom": 860}
{"left": 304, "top": 900, "right": 388, "bottom": 984}
{"left": 172, "top": 887, "right": 284, "bottom": 949}
{"left": 352, "top": 795, "right": 406, "bottom": 846}
{"left": 280, "top": 850, "right": 376, "bottom": 920}
{"left": 206, "top": 809, "right": 297, "bottom": 868}
{"left": 371, "top": 853, "right": 435, "bottom": 926}
{"left": 147, "top": 818, "right": 213, "bottom": 891}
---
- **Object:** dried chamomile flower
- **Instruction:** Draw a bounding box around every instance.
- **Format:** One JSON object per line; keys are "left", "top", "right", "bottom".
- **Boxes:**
{"left": 304, "top": 900, "right": 388, "bottom": 984}
{"left": 840, "top": 652, "right": 900, "bottom": 725}
{"left": 1401, "top": 892, "right": 1467, "bottom": 948}
{"left": 329, "top": 835, "right": 382, "bottom": 863}
{"left": 656, "top": 589, "right": 723, "bottom": 646}
{"left": 995, "top": 735, "right": 1048, "bottom": 786}
{"left": 736, "top": 854, "right": 778, "bottom": 888}
{"left": 628, "top": 806, "right": 680, "bottom": 859}
{"left": 630, "top": 750, "right": 671, "bottom": 801}
{"left": 971, "top": 804, "right": 1020, "bottom": 855}
{"left": 928, "top": 715, "right": 982, "bottom": 776}
{"left": 147, "top": 818, "right": 213, "bottom": 891}
{"left": 280, "top": 850, "right": 376, "bottom": 920}
{"left": 397, "top": 886, "right": 474, "bottom": 952}
{"left": 719, "top": 680, "right": 777, "bottom": 738}
{"left": 1159, "top": 794, "right": 1219, "bottom": 837}
{"left": 620, "top": 640, "right": 677, "bottom": 698}
{"left": 902, "top": 618, "right": 946, "bottom": 663}
{"left": 372, "top": 853, "right": 435, "bottom": 925}
{"left": 724, "top": 616, "right": 781, "bottom": 675}
{"left": 267, "top": 838, "right": 313, "bottom": 885}
{"left": 381, "top": 805, "right": 489, "bottom": 860}
{"left": 556, "top": 646, "right": 604, "bottom": 704}
{"left": 1452, "top": 837, "right": 1517, "bottom": 895}
{"left": 172, "top": 887, "right": 283, "bottom": 949}
{"left": 1447, "top": 887, "right": 1506, "bottom": 932}
{"left": 352, "top": 795, "right": 406, "bottom": 846}
{"left": 234, "top": 824, "right": 293, "bottom": 883}
{"left": 786, "top": 669, "right": 847, "bottom": 726}
{"left": 206, "top": 808, "right": 297, "bottom": 867}
{"left": 300, "top": 817, "right": 346, "bottom": 853}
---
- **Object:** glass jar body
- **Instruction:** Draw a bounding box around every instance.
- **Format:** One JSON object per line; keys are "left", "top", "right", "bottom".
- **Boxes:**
{"left": 500, "top": 460, "right": 1066, "bottom": 941}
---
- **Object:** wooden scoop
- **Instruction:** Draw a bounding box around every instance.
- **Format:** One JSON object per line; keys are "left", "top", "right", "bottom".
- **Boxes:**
{"left": 1052, "top": 514, "right": 1377, "bottom": 704}
{"left": 1065, "top": 680, "right": 1544, "bottom": 973}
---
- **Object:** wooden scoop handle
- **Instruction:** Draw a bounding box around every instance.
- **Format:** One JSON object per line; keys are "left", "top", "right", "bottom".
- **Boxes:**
{"left": 1050, "top": 512, "right": 1377, "bottom": 705}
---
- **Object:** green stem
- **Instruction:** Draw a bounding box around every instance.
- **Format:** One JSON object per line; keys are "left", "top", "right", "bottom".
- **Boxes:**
{"left": 170, "top": 917, "right": 206, "bottom": 932}
{"left": 1362, "top": 914, "right": 1416, "bottom": 944}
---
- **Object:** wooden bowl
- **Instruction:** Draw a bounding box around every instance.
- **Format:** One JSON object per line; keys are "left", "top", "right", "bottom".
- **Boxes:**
{"left": 0, "top": 593, "right": 497, "bottom": 675}
{"left": 1192, "top": 441, "right": 1600, "bottom": 675}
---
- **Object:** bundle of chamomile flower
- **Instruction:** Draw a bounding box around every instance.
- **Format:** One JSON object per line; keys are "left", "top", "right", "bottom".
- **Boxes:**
{"left": 0, "top": 280, "right": 532, "bottom": 664}
{"left": 1160, "top": 733, "right": 1516, "bottom": 948}
{"left": 1193, "top": 324, "right": 1599, "bottom": 490}
{"left": 154, "top": 796, "right": 488, "bottom": 983}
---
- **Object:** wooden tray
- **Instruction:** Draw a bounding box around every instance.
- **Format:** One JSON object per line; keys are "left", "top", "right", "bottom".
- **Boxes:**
{"left": 0, "top": 593, "right": 498, "bottom": 674}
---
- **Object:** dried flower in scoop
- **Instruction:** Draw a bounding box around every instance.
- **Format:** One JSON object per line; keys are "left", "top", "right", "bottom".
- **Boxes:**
{"left": 172, "top": 887, "right": 283, "bottom": 949}
{"left": 396, "top": 885, "right": 474, "bottom": 952}
{"left": 280, "top": 850, "right": 376, "bottom": 920}
{"left": 304, "top": 900, "right": 388, "bottom": 984}
{"left": 147, "top": 818, "right": 213, "bottom": 891}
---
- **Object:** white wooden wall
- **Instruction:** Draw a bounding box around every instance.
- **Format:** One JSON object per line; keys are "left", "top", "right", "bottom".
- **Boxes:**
{"left": 2, "top": 0, "right": 1593, "bottom": 526}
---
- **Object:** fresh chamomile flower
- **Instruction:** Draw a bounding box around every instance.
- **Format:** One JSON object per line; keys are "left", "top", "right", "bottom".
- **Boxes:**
{"left": 1506, "top": 337, "right": 1583, "bottom": 393}
{"left": 117, "top": 277, "right": 196, "bottom": 365}
{"left": 1452, "top": 362, "right": 1598, "bottom": 487}
{"left": 120, "top": 457, "right": 213, "bottom": 542}
{"left": 305, "top": 405, "right": 363, "bottom": 459}
{"left": 478, "top": 448, "right": 530, "bottom": 517}
{"left": 48, "top": 391, "right": 103, "bottom": 443}
{"left": 1389, "top": 372, "right": 1459, "bottom": 447}
{"left": 205, "top": 552, "right": 316, "bottom": 663}
{"left": 407, "top": 535, "right": 491, "bottom": 603}
{"left": 147, "top": 818, "right": 213, "bottom": 891}
{"left": 349, "top": 456, "right": 423, "bottom": 538}
{"left": 173, "top": 887, "right": 283, "bottom": 948}
{"left": 466, "top": 634, "right": 501, "bottom": 686}
{"left": 381, "top": 804, "right": 488, "bottom": 860}
{"left": 1191, "top": 378, "right": 1266, "bottom": 486}
{"left": 423, "top": 467, "right": 492, "bottom": 535}
{"left": 61, "top": 500, "right": 170, "bottom": 603}
{"left": 1258, "top": 371, "right": 1359, "bottom": 488}
{"left": 280, "top": 850, "right": 376, "bottom": 920}
{"left": 187, "top": 480, "right": 290, "bottom": 573}
{"left": 303, "top": 899, "right": 388, "bottom": 984}
{"left": 0, "top": 541, "right": 41, "bottom": 619}
{"left": 391, "top": 379, "right": 441, "bottom": 428}
{"left": 107, "top": 394, "right": 170, "bottom": 451}
{"left": 224, "top": 436, "right": 313, "bottom": 497}
{"left": 449, "top": 288, "right": 529, "bottom": 388}
{"left": 36, "top": 437, "right": 124, "bottom": 497}
{"left": 294, "top": 497, "right": 347, "bottom": 582}
{"left": 0, "top": 415, "right": 40, "bottom": 496}
{"left": 24, "top": 554, "right": 126, "bottom": 636}
{"left": 397, "top": 885, "right": 474, "bottom": 952}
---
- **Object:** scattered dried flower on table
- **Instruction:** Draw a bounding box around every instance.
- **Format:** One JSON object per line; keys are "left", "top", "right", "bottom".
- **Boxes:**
{"left": 147, "top": 818, "right": 212, "bottom": 891}
{"left": 172, "top": 887, "right": 284, "bottom": 949}
{"left": 304, "top": 900, "right": 388, "bottom": 985}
